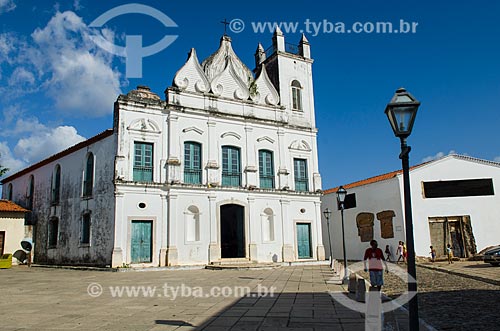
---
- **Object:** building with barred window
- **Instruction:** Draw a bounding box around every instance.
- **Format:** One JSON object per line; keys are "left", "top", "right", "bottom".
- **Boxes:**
{"left": 0, "top": 29, "right": 325, "bottom": 267}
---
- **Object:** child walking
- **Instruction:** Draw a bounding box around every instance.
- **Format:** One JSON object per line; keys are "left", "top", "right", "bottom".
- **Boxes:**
{"left": 385, "top": 244, "right": 393, "bottom": 262}
{"left": 447, "top": 244, "right": 454, "bottom": 264}
{"left": 430, "top": 246, "right": 436, "bottom": 262}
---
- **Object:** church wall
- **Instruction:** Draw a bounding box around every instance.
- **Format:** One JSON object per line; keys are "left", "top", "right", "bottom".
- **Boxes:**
{"left": 2, "top": 134, "right": 116, "bottom": 266}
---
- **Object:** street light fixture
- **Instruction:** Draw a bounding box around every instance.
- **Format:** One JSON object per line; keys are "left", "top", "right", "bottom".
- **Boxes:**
{"left": 323, "top": 208, "right": 333, "bottom": 268}
{"left": 385, "top": 87, "right": 421, "bottom": 331}
{"left": 336, "top": 185, "right": 348, "bottom": 283}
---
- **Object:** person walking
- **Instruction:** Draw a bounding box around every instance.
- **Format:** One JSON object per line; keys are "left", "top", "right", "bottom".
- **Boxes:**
{"left": 385, "top": 244, "right": 393, "bottom": 262}
{"left": 430, "top": 246, "right": 436, "bottom": 262}
{"left": 396, "top": 241, "right": 404, "bottom": 263}
{"left": 447, "top": 244, "right": 454, "bottom": 264}
{"left": 364, "top": 240, "right": 389, "bottom": 291}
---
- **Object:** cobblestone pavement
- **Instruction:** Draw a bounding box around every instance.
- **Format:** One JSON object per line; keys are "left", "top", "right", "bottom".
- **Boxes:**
{"left": 0, "top": 264, "right": 412, "bottom": 331}
{"left": 419, "top": 260, "right": 500, "bottom": 285}
{"left": 360, "top": 262, "right": 500, "bottom": 331}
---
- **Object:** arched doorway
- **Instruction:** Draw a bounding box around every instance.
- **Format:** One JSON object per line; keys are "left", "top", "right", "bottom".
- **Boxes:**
{"left": 220, "top": 204, "right": 245, "bottom": 258}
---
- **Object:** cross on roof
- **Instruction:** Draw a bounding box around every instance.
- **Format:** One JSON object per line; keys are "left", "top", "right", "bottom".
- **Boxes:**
{"left": 220, "top": 19, "right": 230, "bottom": 35}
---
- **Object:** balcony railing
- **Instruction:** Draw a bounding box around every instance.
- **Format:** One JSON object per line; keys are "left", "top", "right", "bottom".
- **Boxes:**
{"left": 184, "top": 169, "right": 202, "bottom": 184}
{"left": 222, "top": 172, "right": 242, "bottom": 187}
{"left": 133, "top": 166, "right": 153, "bottom": 182}
{"left": 295, "top": 178, "right": 309, "bottom": 192}
{"left": 264, "top": 42, "right": 300, "bottom": 58}
{"left": 260, "top": 176, "right": 275, "bottom": 189}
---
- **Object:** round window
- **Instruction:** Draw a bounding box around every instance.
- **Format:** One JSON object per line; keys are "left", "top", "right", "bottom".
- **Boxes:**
{"left": 138, "top": 202, "right": 146, "bottom": 209}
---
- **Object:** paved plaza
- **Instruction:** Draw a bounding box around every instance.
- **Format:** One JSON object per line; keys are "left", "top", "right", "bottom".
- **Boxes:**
{"left": 0, "top": 264, "right": 418, "bottom": 331}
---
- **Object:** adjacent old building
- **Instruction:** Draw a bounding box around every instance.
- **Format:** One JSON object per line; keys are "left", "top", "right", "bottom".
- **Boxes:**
{"left": 1, "top": 30, "right": 325, "bottom": 267}
{"left": 322, "top": 154, "right": 500, "bottom": 260}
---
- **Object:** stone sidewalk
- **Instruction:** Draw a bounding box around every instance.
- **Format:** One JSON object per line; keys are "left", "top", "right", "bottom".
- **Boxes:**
{"left": 418, "top": 260, "right": 500, "bottom": 285}
{"left": 0, "top": 264, "right": 423, "bottom": 330}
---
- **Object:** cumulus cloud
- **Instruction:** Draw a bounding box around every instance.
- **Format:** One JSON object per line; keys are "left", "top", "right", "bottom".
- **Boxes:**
{"left": 421, "top": 150, "right": 457, "bottom": 163}
{"left": 28, "top": 11, "right": 122, "bottom": 117}
{"left": 8, "top": 67, "right": 35, "bottom": 86}
{"left": 14, "top": 125, "right": 85, "bottom": 164}
{"left": 1, "top": 11, "right": 122, "bottom": 117}
{"left": 0, "top": 113, "right": 86, "bottom": 175}
{"left": 0, "top": 0, "right": 16, "bottom": 14}
{"left": 0, "top": 141, "right": 25, "bottom": 175}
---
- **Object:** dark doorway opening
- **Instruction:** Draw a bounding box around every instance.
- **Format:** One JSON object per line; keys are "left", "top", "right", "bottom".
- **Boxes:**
{"left": 220, "top": 204, "right": 245, "bottom": 258}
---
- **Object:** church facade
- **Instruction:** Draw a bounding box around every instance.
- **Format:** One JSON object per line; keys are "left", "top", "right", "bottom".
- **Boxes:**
{"left": 1, "top": 30, "right": 325, "bottom": 267}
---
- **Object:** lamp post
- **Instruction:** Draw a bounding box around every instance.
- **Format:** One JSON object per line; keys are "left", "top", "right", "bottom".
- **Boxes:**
{"left": 384, "top": 87, "right": 421, "bottom": 331}
{"left": 337, "top": 185, "right": 348, "bottom": 283}
{"left": 323, "top": 208, "right": 333, "bottom": 267}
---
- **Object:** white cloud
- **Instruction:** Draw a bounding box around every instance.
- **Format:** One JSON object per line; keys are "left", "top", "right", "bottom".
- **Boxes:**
{"left": 494, "top": 156, "right": 500, "bottom": 163}
{"left": 0, "top": 141, "right": 25, "bottom": 175}
{"left": 14, "top": 125, "right": 85, "bottom": 164}
{"left": 73, "top": 0, "right": 82, "bottom": 11}
{"left": 421, "top": 150, "right": 456, "bottom": 163}
{"left": 0, "top": 0, "right": 16, "bottom": 14}
{"left": 1, "top": 11, "right": 122, "bottom": 117}
{"left": 28, "top": 11, "right": 122, "bottom": 117}
{"left": 8, "top": 67, "right": 35, "bottom": 86}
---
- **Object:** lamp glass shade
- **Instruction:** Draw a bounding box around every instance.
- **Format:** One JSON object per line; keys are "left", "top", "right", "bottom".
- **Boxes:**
{"left": 337, "top": 186, "right": 347, "bottom": 203}
{"left": 384, "top": 88, "right": 420, "bottom": 138}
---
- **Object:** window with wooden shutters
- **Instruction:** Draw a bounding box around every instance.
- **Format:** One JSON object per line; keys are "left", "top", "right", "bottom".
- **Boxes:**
{"left": 259, "top": 150, "right": 274, "bottom": 189}
{"left": 133, "top": 142, "right": 153, "bottom": 182}
{"left": 222, "top": 146, "right": 241, "bottom": 187}
{"left": 184, "top": 142, "right": 202, "bottom": 184}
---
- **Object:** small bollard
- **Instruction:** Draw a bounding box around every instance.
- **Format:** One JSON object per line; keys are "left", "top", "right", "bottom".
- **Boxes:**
{"left": 355, "top": 278, "right": 367, "bottom": 302}
{"left": 348, "top": 274, "right": 358, "bottom": 293}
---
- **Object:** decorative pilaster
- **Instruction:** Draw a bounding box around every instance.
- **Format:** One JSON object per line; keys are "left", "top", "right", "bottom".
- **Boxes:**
{"left": 247, "top": 197, "right": 258, "bottom": 261}
{"left": 244, "top": 126, "right": 258, "bottom": 188}
{"left": 277, "top": 129, "right": 289, "bottom": 189}
{"left": 167, "top": 114, "right": 181, "bottom": 183}
{"left": 280, "top": 199, "right": 294, "bottom": 262}
{"left": 208, "top": 195, "right": 220, "bottom": 263}
{"left": 206, "top": 120, "right": 220, "bottom": 186}
{"left": 111, "top": 191, "right": 125, "bottom": 267}
{"left": 159, "top": 194, "right": 168, "bottom": 266}
{"left": 166, "top": 193, "right": 178, "bottom": 266}
{"left": 314, "top": 200, "right": 325, "bottom": 261}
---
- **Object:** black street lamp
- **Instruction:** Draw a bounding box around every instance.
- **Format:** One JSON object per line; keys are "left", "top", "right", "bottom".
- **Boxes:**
{"left": 385, "top": 87, "right": 421, "bottom": 331}
{"left": 323, "top": 208, "right": 333, "bottom": 267}
{"left": 336, "top": 185, "right": 348, "bottom": 283}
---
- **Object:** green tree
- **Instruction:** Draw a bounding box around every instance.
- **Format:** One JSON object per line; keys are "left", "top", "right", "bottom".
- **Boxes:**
{"left": 0, "top": 154, "right": 9, "bottom": 177}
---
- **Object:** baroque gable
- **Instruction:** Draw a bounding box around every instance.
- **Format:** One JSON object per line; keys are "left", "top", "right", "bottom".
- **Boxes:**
{"left": 251, "top": 64, "right": 280, "bottom": 106}
{"left": 172, "top": 48, "right": 210, "bottom": 93}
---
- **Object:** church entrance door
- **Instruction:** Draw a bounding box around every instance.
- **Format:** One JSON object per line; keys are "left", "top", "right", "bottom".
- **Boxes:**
{"left": 220, "top": 204, "right": 245, "bottom": 258}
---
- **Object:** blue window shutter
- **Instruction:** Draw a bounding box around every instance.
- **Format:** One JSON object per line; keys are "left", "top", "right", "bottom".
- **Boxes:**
{"left": 259, "top": 150, "right": 274, "bottom": 189}
{"left": 184, "top": 142, "right": 202, "bottom": 184}
{"left": 133, "top": 142, "right": 153, "bottom": 182}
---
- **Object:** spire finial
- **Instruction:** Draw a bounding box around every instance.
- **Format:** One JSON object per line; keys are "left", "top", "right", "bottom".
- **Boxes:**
{"left": 220, "top": 18, "right": 230, "bottom": 35}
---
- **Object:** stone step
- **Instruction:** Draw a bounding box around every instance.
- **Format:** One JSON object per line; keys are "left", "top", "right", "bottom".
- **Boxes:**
{"left": 205, "top": 262, "right": 281, "bottom": 270}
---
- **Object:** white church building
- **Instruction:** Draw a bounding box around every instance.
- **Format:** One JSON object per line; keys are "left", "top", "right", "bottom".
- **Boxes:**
{"left": 322, "top": 154, "right": 500, "bottom": 261}
{"left": 1, "top": 29, "right": 326, "bottom": 267}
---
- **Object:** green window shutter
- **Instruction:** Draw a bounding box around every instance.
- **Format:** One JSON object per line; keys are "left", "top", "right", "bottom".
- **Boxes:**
{"left": 133, "top": 142, "right": 153, "bottom": 182}
{"left": 222, "top": 146, "right": 241, "bottom": 187}
{"left": 184, "top": 142, "right": 202, "bottom": 184}
{"left": 294, "top": 158, "right": 308, "bottom": 192}
{"left": 259, "top": 150, "right": 274, "bottom": 189}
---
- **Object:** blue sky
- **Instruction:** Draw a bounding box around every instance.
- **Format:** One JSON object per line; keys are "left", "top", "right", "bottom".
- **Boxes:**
{"left": 0, "top": 0, "right": 499, "bottom": 190}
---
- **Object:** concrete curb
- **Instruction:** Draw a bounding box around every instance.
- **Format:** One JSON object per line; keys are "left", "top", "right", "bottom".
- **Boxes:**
{"left": 353, "top": 271, "right": 438, "bottom": 331}
{"left": 418, "top": 263, "right": 500, "bottom": 286}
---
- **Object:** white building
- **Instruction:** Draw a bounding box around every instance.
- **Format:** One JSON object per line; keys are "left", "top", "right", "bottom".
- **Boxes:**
{"left": 1, "top": 30, "right": 325, "bottom": 267}
{"left": 322, "top": 154, "right": 500, "bottom": 260}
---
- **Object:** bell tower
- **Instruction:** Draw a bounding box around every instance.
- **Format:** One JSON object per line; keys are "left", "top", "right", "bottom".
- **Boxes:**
{"left": 255, "top": 27, "right": 315, "bottom": 129}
